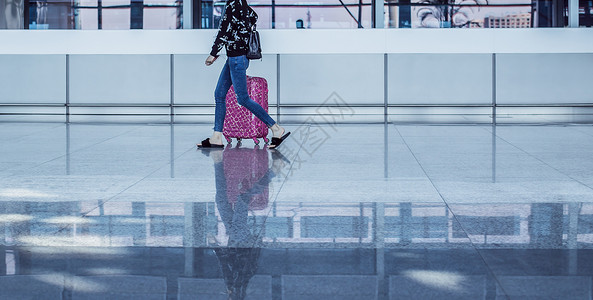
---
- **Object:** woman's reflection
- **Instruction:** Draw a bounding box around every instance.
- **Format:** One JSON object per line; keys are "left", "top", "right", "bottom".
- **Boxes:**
{"left": 202, "top": 144, "right": 289, "bottom": 299}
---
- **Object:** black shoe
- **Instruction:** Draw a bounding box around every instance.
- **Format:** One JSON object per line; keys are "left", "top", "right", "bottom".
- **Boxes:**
{"left": 197, "top": 138, "right": 223, "bottom": 148}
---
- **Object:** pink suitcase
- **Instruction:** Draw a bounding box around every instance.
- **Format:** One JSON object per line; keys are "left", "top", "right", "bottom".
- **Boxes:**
{"left": 223, "top": 146, "right": 269, "bottom": 210}
{"left": 223, "top": 76, "right": 269, "bottom": 145}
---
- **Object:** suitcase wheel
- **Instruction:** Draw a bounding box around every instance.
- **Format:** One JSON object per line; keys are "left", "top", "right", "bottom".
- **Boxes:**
{"left": 225, "top": 136, "right": 232, "bottom": 144}
{"left": 263, "top": 137, "right": 269, "bottom": 144}
{"left": 253, "top": 138, "right": 260, "bottom": 145}
{"left": 237, "top": 138, "right": 242, "bottom": 142}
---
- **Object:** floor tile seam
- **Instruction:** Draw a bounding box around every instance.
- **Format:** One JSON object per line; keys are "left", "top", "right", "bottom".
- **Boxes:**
{"left": 392, "top": 124, "right": 473, "bottom": 239}
{"left": 480, "top": 126, "right": 593, "bottom": 193}
{"left": 252, "top": 125, "right": 311, "bottom": 245}
{"left": 0, "top": 124, "right": 145, "bottom": 180}
{"left": 392, "top": 125, "right": 457, "bottom": 202}
{"left": 393, "top": 124, "right": 512, "bottom": 299}
{"left": 0, "top": 123, "right": 65, "bottom": 144}
{"left": 472, "top": 248, "right": 521, "bottom": 300}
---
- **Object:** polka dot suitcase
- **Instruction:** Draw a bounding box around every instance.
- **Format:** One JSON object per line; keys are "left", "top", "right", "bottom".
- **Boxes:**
{"left": 222, "top": 76, "right": 269, "bottom": 145}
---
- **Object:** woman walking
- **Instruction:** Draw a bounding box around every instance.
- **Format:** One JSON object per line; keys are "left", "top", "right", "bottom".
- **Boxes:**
{"left": 198, "top": 0, "right": 290, "bottom": 149}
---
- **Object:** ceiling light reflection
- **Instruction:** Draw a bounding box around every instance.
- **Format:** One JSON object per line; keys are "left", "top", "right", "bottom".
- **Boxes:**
{"left": 43, "top": 216, "right": 95, "bottom": 225}
{"left": 0, "top": 188, "right": 56, "bottom": 198}
{"left": 35, "top": 272, "right": 108, "bottom": 293}
{"left": 389, "top": 252, "right": 423, "bottom": 259}
{"left": 86, "top": 268, "right": 130, "bottom": 275}
{"left": 402, "top": 270, "right": 466, "bottom": 292}
{"left": 0, "top": 214, "right": 34, "bottom": 223}
{"left": 17, "top": 236, "right": 106, "bottom": 247}
{"left": 25, "top": 246, "right": 130, "bottom": 256}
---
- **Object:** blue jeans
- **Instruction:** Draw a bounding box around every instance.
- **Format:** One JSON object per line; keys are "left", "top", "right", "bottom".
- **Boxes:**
{"left": 214, "top": 55, "right": 276, "bottom": 132}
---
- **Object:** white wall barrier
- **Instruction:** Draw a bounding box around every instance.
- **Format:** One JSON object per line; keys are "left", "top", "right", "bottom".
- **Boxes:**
{"left": 0, "top": 29, "right": 592, "bottom": 123}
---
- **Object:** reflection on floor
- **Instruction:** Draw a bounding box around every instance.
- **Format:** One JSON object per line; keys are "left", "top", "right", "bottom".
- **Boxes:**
{"left": 1, "top": 123, "right": 593, "bottom": 299}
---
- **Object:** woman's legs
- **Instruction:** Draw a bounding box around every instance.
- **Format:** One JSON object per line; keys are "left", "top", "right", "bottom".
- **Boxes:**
{"left": 228, "top": 56, "right": 286, "bottom": 138}
{"left": 205, "top": 59, "right": 233, "bottom": 145}
{"left": 201, "top": 55, "right": 288, "bottom": 147}
{"left": 214, "top": 59, "right": 233, "bottom": 132}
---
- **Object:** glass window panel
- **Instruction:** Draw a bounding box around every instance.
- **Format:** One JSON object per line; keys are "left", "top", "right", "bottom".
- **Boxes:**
{"left": 103, "top": 0, "right": 130, "bottom": 6}
{"left": 385, "top": 0, "right": 534, "bottom": 28}
{"left": 206, "top": 0, "right": 371, "bottom": 29}
{"left": 102, "top": 8, "right": 131, "bottom": 29}
{"left": 579, "top": 0, "right": 593, "bottom": 27}
{"left": 197, "top": 0, "right": 215, "bottom": 28}
{"left": 472, "top": 0, "right": 532, "bottom": 28}
{"left": 73, "top": 0, "right": 98, "bottom": 29}
{"left": 212, "top": 0, "right": 225, "bottom": 28}
{"left": 30, "top": 0, "right": 74, "bottom": 29}
{"left": 100, "top": 0, "right": 131, "bottom": 30}
{"left": 144, "top": 0, "right": 178, "bottom": 3}
{"left": 144, "top": 0, "right": 181, "bottom": 29}
{"left": 144, "top": 8, "right": 180, "bottom": 29}
{"left": 77, "top": 9, "right": 99, "bottom": 29}
{"left": 275, "top": 6, "right": 371, "bottom": 29}
{"left": 251, "top": 5, "right": 272, "bottom": 29}
{"left": 274, "top": 0, "right": 371, "bottom": 28}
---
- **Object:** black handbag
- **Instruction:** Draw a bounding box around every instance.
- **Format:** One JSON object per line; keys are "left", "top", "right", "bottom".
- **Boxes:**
{"left": 246, "top": 25, "right": 262, "bottom": 60}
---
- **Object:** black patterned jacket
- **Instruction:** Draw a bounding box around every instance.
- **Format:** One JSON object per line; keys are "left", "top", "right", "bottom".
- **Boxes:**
{"left": 210, "top": 0, "right": 258, "bottom": 58}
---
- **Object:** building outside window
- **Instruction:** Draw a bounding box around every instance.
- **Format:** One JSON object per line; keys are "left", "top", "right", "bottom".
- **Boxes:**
{"left": 0, "top": 0, "right": 590, "bottom": 29}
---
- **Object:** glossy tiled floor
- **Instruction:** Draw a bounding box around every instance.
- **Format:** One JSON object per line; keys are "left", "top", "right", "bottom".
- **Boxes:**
{"left": 1, "top": 123, "right": 593, "bottom": 299}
